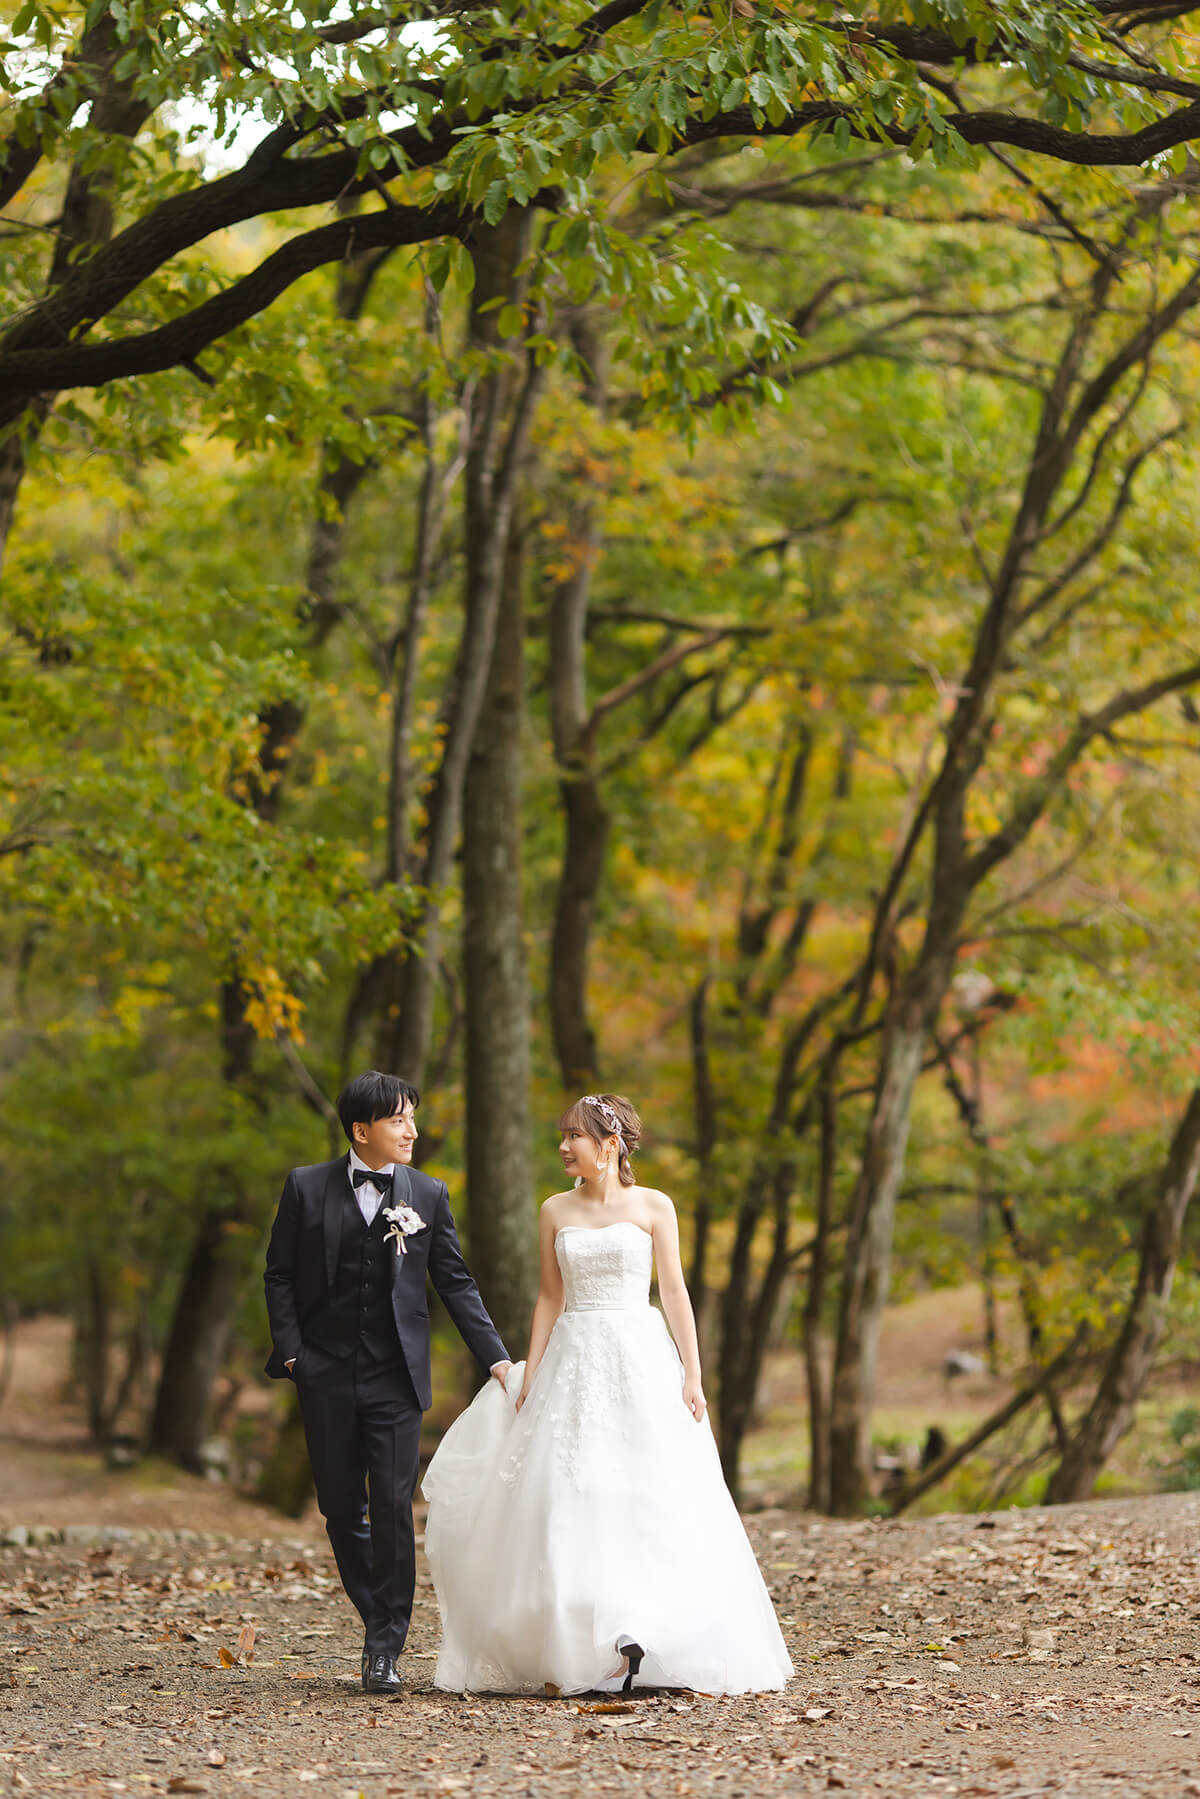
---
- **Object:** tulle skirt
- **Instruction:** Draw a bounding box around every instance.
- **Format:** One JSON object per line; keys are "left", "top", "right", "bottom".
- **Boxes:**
{"left": 421, "top": 1303, "right": 793, "bottom": 1695}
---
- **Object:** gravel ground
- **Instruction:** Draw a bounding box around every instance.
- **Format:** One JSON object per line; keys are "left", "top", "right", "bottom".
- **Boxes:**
{"left": 5, "top": 1491, "right": 1200, "bottom": 1798}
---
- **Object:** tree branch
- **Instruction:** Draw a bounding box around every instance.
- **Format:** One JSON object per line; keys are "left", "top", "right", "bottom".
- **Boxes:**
{"left": 967, "top": 658, "right": 1200, "bottom": 887}
{"left": 681, "top": 95, "right": 1200, "bottom": 171}
{"left": 1018, "top": 423, "right": 1180, "bottom": 627}
{"left": 0, "top": 201, "right": 465, "bottom": 394}
{"left": 274, "top": 1029, "right": 339, "bottom": 1125}
{"left": 584, "top": 627, "right": 728, "bottom": 744}
{"left": 888, "top": 1330, "right": 1089, "bottom": 1514}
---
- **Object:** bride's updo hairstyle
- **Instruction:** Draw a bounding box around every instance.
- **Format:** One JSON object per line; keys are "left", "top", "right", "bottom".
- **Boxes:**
{"left": 559, "top": 1093, "right": 641, "bottom": 1187}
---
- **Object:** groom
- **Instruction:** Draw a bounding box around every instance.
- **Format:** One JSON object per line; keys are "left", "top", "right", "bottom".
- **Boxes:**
{"left": 264, "top": 1070, "right": 511, "bottom": 1694}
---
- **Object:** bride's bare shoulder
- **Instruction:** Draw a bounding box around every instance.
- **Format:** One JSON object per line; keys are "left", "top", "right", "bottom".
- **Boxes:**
{"left": 639, "top": 1187, "right": 677, "bottom": 1222}
{"left": 540, "top": 1191, "right": 575, "bottom": 1220}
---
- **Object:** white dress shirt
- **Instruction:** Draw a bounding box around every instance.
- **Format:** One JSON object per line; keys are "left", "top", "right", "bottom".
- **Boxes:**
{"left": 349, "top": 1149, "right": 395, "bottom": 1226}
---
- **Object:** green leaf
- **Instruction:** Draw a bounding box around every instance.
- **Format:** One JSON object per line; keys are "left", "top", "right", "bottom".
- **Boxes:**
{"left": 482, "top": 179, "right": 509, "bottom": 226}
{"left": 564, "top": 216, "right": 591, "bottom": 258}
{"left": 426, "top": 242, "right": 451, "bottom": 292}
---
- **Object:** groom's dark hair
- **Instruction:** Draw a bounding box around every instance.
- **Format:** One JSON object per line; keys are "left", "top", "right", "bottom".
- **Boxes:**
{"left": 337, "top": 1070, "right": 420, "bottom": 1143}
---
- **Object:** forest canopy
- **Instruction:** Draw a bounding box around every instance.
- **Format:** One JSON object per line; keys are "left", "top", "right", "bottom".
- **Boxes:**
{"left": 4, "top": 2, "right": 1200, "bottom": 1516}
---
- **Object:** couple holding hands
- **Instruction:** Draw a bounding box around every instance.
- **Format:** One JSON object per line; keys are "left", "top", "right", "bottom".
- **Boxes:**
{"left": 264, "top": 1070, "right": 791, "bottom": 1698}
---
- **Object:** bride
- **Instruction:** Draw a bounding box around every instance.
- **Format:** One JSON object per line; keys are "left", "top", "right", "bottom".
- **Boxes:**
{"left": 421, "top": 1093, "right": 793, "bottom": 1696}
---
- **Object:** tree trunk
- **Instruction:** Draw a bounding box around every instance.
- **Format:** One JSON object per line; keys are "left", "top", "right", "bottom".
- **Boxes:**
{"left": 148, "top": 977, "right": 261, "bottom": 1466}
{"left": 546, "top": 411, "right": 607, "bottom": 1090}
{"left": 804, "top": 1072, "right": 837, "bottom": 1513}
{"left": 147, "top": 1199, "right": 249, "bottom": 1468}
{"left": 78, "top": 1257, "right": 111, "bottom": 1445}
{"left": 718, "top": 1171, "right": 770, "bottom": 1499}
{"left": 687, "top": 977, "right": 715, "bottom": 1339}
{"left": 980, "top": 1196, "right": 999, "bottom": 1375}
{"left": 549, "top": 771, "right": 610, "bottom": 1090}
{"left": 828, "top": 992, "right": 931, "bottom": 1514}
{"left": 717, "top": 1159, "right": 794, "bottom": 1502}
{"left": 0, "top": 24, "right": 149, "bottom": 567}
{"left": 256, "top": 1388, "right": 315, "bottom": 1517}
{"left": 377, "top": 211, "right": 542, "bottom": 1089}
{"left": 461, "top": 525, "right": 538, "bottom": 1361}
{"left": 1046, "top": 1086, "right": 1200, "bottom": 1504}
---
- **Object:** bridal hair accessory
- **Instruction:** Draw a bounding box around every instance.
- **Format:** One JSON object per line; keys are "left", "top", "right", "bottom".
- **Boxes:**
{"left": 382, "top": 1203, "right": 426, "bottom": 1255}
{"left": 581, "top": 1094, "right": 625, "bottom": 1146}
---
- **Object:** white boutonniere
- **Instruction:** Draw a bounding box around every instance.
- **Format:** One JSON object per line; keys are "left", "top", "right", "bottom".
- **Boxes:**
{"left": 382, "top": 1203, "right": 426, "bottom": 1255}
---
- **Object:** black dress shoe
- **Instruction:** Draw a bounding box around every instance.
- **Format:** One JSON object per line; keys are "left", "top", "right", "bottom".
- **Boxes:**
{"left": 363, "top": 1653, "right": 402, "bottom": 1694}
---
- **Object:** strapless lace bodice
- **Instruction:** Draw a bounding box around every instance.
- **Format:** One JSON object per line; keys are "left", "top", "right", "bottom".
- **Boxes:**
{"left": 555, "top": 1222, "right": 652, "bottom": 1312}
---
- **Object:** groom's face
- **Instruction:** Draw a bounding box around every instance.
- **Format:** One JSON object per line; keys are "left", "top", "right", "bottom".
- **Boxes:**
{"left": 356, "top": 1101, "right": 418, "bottom": 1168}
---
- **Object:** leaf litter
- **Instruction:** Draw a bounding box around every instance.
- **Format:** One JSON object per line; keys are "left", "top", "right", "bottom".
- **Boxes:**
{"left": 6, "top": 1497, "right": 1200, "bottom": 1794}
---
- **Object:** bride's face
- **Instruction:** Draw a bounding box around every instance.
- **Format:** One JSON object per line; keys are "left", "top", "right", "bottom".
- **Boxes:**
{"left": 559, "top": 1127, "right": 615, "bottom": 1183}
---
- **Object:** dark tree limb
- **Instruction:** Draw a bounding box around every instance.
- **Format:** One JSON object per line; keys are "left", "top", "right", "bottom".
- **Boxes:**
{"left": 933, "top": 1030, "right": 1070, "bottom": 1454}
{"left": 545, "top": 324, "right": 611, "bottom": 1090}
{"left": 968, "top": 658, "right": 1200, "bottom": 887}
{"left": 888, "top": 1332, "right": 1089, "bottom": 1514}
{"left": 0, "top": 201, "right": 466, "bottom": 397}
{"left": 6, "top": 31, "right": 1200, "bottom": 410}
{"left": 582, "top": 626, "right": 728, "bottom": 748}
{"left": 804, "top": 1067, "right": 838, "bottom": 1513}
{"left": 687, "top": 975, "right": 716, "bottom": 1336}
{"left": 683, "top": 94, "right": 1200, "bottom": 170}
{"left": 1046, "top": 1086, "right": 1200, "bottom": 1504}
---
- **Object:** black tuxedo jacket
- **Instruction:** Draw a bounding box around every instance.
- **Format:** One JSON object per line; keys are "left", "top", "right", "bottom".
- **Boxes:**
{"left": 263, "top": 1155, "right": 507, "bottom": 1410}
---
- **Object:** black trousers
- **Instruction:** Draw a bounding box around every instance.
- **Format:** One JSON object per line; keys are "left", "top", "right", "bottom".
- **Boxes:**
{"left": 295, "top": 1347, "right": 423, "bottom": 1659}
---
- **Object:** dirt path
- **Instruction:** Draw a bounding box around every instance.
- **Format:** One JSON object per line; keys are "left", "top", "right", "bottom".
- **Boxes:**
{"left": 5, "top": 1491, "right": 1200, "bottom": 1799}
{"left": 5, "top": 1318, "right": 1200, "bottom": 1797}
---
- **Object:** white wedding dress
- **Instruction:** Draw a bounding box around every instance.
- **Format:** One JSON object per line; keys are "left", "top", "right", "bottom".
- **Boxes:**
{"left": 421, "top": 1221, "right": 793, "bottom": 1695}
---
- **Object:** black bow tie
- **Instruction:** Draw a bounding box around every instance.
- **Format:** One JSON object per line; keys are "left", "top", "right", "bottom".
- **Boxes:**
{"left": 353, "top": 1167, "right": 393, "bottom": 1191}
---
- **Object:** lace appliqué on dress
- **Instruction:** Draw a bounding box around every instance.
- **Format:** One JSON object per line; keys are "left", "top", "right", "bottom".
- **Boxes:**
{"left": 498, "top": 1226, "right": 654, "bottom": 1491}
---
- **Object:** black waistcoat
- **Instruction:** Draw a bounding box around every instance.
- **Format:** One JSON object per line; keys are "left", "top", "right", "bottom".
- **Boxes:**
{"left": 303, "top": 1188, "right": 401, "bottom": 1364}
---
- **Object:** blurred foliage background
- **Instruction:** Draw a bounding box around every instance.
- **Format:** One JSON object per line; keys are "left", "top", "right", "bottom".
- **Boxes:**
{"left": 5, "top": 0, "right": 1200, "bottom": 1516}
